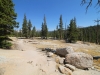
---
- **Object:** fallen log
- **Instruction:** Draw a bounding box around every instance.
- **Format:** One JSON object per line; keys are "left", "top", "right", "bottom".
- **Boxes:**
{"left": 93, "top": 56, "right": 100, "bottom": 60}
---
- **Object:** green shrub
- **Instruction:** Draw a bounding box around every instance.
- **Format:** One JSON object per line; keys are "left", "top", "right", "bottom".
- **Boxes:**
{"left": 0, "top": 40, "right": 12, "bottom": 49}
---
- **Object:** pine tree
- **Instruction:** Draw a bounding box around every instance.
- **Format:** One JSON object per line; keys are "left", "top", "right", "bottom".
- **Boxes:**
{"left": 0, "top": 0, "right": 18, "bottom": 48}
{"left": 59, "top": 15, "right": 63, "bottom": 39}
{"left": 43, "top": 15, "right": 48, "bottom": 39}
{"left": 67, "top": 18, "right": 79, "bottom": 43}
{"left": 64, "top": 24, "right": 67, "bottom": 39}
{"left": 18, "top": 29, "right": 22, "bottom": 37}
{"left": 41, "top": 15, "right": 48, "bottom": 39}
{"left": 31, "top": 26, "right": 36, "bottom": 38}
{"left": 96, "top": 25, "right": 99, "bottom": 44}
{"left": 91, "top": 27, "right": 96, "bottom": 43}
{"left": 41, "top": 22, "right": 45, "bottom": 39}
{"left": 36, "top": 30, "right": 41, "bottom": 37}
{"left": 98, "top": 25, "right": 100, "bottom": 44}
{"left": 56, "top": 25, "right": 60, "bottom": 39}
{"left": 78, "top": 25, "right": 100, "bottom": 44}
{"left": 27, "top": 20, "right": 32, "bottom": 38}
{"left": 78, "top": 28, "right": 83, "bottom": 41}
{"left": 45, "top": 24, "right": 48, "bottom": 39}
{"left": 53, "top": 30, "right": 56, "bottom": 39}
{"left": 81, "top": 0, "right": 100, "bottom": 12}
{"left": 22, "top": 14, "right": 28, "bottom": 38}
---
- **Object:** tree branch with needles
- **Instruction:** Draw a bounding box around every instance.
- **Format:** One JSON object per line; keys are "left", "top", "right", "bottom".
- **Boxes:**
{"left": 81, "top": 0, "right": 100, "bottom": 12}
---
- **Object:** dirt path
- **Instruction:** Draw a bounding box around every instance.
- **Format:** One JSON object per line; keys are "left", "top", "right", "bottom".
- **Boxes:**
{"left": 0, "top": 38, "right": 100, "bottom": 75}
{"left": 0, "top": 39, "right": 59, "bottom": 75}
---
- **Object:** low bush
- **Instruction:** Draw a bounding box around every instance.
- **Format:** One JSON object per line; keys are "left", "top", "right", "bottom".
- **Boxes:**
{"left": 0, "top": 40, "right": 12, "bottom": 49}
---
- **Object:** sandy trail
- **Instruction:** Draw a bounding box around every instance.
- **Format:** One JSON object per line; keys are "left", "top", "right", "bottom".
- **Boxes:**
{"left": 0, "top": 38, "right": 100, "bottom": 75}
{"left": 0, "top": 39, "right": 58, "bottom": 75}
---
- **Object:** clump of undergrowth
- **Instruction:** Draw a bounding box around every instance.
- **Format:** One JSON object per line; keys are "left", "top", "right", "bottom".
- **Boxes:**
{"left": 0, "top": 40, "right": 12, "bottom": 49}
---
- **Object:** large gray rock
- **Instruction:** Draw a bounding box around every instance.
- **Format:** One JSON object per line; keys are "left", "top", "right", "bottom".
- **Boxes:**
{"left": 56, "top": 46, "right": 74, "bottom": 57}
{"left": 65, "top": 52, "right": 93, "bottom": 69}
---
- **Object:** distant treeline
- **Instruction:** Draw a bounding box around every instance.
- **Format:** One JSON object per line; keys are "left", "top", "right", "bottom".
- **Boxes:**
{"left": 79, "top": 25, "right": 100, "bottom": 44}
{"left": 12, "top": 14, "right": 100, "bottom": 44}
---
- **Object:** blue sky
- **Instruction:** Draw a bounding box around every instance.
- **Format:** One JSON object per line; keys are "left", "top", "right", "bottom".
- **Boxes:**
{"left": 13, "top": 0, "right": 100, "bottom": 31}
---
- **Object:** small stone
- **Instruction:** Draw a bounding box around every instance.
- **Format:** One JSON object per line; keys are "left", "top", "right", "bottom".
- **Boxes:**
{"left": 58, "top": 65, "right": 72, "bottom": 75}
{"left": 65, "top": 64, "right": 76, "bottom": 71}
{"left": 59, "top": 58, "right": 64, "bottom": 65}
{"left": 47, "top": 52, "right": 54, "bottom": 57}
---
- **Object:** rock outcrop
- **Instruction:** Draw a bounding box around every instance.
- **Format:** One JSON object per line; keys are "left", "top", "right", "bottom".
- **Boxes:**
{"left": 56, "top": 46, "right": 74, "bottom": 57}
{"left": 65, "top": 52, "right": 93, "bottom": 69}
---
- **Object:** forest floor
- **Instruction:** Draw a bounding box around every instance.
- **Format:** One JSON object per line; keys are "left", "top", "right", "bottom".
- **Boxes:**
{"left": 0, "top": 37, "right": 100, "bottom": 75}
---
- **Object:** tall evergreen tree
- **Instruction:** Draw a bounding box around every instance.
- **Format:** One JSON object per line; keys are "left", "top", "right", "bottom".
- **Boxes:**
{"left": 53, "top": 30, "right": 56, "bottom": 39}
{"left": 18, "top": 29, "right": 22, "bottom": 37}
{"left": 67, "top": 18, "right": 79, "bottom": 43}
{"left": 64, "top": 23, "right": 67, "bottom": 39}
{"left": 41, "top": 22, "right": 45, "bottom": 38}
{"left": 31, "top": 26, "right": 36, "bottom": 38}
{"left": 56, "top": 25, "right": 60, "bottom": 39}
{"left": 43, "top": 15, "right": 48, "bottom": 39}
{"left": 45, "top": 23, "right": 48, "bottom": 39}
{"left": 36, "top": 30, "right": 41, "bottom": 37}
{"left": 22, "top": 14, "right": 28, "bottom": 38}
{"left": 78, "top": 28, "right": 83, "bottom": 41}
{"left": 27, "top": 20, "right": 32, "bottom": 38}
{"left": 59, "top": 15, "right": 63, "bottom": 39}
{"left": 0, "top": 0, "right": 18, "bottom": 48}
{"left": 96, "top": 24, "right": 99, "bottom": 44}
{"left": 41, "top": 15, "right": 48, "bottom": 39}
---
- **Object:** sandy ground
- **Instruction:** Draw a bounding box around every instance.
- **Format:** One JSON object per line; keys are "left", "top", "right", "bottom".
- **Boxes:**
{"left": 29, "top": 38, "right": 100, "bottom": 70}
{"left": 0, "top": 38, "right": 60, "bottom": 75}
{"left": 0, "top": 37, "right": 100, "bottom": 75}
